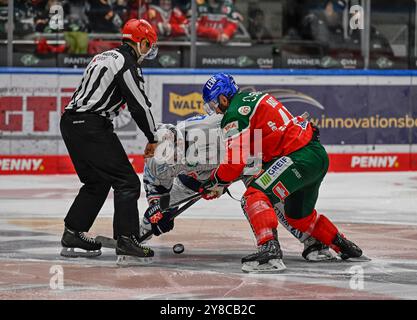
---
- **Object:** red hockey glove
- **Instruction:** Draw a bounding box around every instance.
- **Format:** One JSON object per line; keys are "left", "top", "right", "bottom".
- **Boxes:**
{"left": 199, "top": 169, "right": 230, "bottom": 200}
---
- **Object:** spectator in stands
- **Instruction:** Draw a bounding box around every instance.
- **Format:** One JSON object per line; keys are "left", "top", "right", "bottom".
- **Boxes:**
{"left": 281, "top": 0, "right": 306, "bottom": 40}
{"left": 86, "top": 0, "right": 119, "bottom": 33}
{"left": 34, "top": 0, "right": 70, "bottom": 33}
{"left": 174, "top": 0, "right": 192, "bottom": 17}
{"left": 301, "top": 0, "right": 394, "bottom": 58}
{"left": 300, "top": 0, "right": 347, "bottom": 48}
{"left": 247, "top": 7, "right": 272, "bottom": 43}
{"left": 113, "top": 0, "right": 130, "bottom": 28}
{"left": 0, "top": 0, "right": 8, "bottom": 38}
{"left": 196, "top": 0, "right": 240, "bottom": 44}
{"left": 13, "top": 0, "right": 38, "bottom": 36}
{"left": 128, "top": 0, "right": 153, "bottom": 20}
{"left": 141, "top": 0, "right": 189, "bottom": 38}
{"left": 66, "top": 0, "right": 88, "bottom": 32}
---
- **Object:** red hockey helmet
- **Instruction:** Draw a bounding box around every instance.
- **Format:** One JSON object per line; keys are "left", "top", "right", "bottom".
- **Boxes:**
{"left": 122, "top": 19, "right": 158, "bottom": 60}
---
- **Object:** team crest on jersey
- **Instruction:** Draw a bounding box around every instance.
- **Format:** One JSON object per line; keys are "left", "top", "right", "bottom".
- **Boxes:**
{"left": 238, "top": 106, "right": 251, "bottom": 116}
{"left": 222, "top": 5, "right": 231, "bottom": 14}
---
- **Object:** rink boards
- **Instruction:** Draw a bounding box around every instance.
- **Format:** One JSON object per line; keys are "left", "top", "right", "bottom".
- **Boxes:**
{"left": 1, "top": 68, "right": 417, "bottom": 173}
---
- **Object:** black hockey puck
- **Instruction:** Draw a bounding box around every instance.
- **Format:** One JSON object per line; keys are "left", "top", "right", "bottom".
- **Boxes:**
{"left": 173, "top": 243, "right": 184, "bottom": 254}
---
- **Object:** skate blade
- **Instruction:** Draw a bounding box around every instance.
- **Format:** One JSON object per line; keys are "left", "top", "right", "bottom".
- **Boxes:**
{"left": 242, "top": 259, "right": 286, "bottom": 273}
{"left": 116, "top": 255, "right": 153, "bottom": 267}
{"left": 95, "top": 236, "right": 117, "bottom": 249}
{"left": 339, "top": 254, "right": 372, "bottom": 262}
{"left": 60, "top": 247, "right": 102, "bottom": 258}
{"left": 305, "top": 251, "right": 338, "bottom": 262}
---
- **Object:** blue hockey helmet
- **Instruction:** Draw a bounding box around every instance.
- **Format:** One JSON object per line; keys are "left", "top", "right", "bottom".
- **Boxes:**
{"left": 202, "top": 73, "right": 239, "bottom": 115}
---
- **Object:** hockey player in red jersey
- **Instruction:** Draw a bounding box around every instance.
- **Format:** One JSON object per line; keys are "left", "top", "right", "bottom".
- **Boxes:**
{"left": 141, "top": 0, "right": 189, "bottom": 38}
{"left": 199, "top": 73, "right": 364, "bottom": 273}
{"left": 196, "top": 0, "right": 240, "bottom": 43}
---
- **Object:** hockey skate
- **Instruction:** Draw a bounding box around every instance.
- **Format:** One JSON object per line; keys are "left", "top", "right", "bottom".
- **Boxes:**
{"left": 60, "top": 227, "right": 102, "bottom": 258}
{"left": 332, "top": 233, "right": 370, "bottom": 261}
{"left": 116, "top": 234, "right": 154, "bottom": 266}
{"left": 302, "top": 236, "right": 337, "bottom": 262}
{"left": 241, "top": 239, "right": 286, "bottom": 273}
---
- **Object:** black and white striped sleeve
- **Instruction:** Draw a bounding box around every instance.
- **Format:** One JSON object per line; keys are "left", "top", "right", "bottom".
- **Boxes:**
{"left": 118, "top": 66, "right": 157, "bottom": 143}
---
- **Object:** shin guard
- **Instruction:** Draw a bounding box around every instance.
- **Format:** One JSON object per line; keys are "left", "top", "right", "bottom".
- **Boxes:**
{"left": 242, "top": 187, "right": 278, "bottom": 246}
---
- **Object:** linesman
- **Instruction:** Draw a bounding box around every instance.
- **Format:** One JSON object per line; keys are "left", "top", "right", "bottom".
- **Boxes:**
{"left": 60, "top": 19, "right": 159, "bottom": 265}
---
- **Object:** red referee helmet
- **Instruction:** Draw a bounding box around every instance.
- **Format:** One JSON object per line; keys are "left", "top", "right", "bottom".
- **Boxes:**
{"left": 122, "top": 19, "right": 158, "bottom": 60}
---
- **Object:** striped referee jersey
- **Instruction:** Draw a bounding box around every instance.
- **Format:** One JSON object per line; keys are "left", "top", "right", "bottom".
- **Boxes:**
{"left": 65, "top": 43, "right": 157, "bottom": 143}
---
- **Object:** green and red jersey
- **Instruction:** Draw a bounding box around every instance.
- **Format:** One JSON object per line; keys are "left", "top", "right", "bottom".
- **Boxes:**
{"left": 197, "top": 0, "right": 238, "bottom": 40}
{"left": 217, "top": 91, "right": 313, "bottom": 182}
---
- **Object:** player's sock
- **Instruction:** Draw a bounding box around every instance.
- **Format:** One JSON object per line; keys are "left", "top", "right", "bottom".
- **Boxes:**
{"left": 60, "top": 227, "right": 102, "bottom": 258}
{"left": 285, "top": 210, "right": 339, "bottom": 246}
{"left": 116, "top": 234, "right": 154, "bottom": 266}
{"left": 286, "top": 211, "right": 365, "bottom": 260}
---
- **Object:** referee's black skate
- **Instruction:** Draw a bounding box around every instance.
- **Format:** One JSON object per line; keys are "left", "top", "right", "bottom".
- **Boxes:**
{"left": 333, "top": 233, "right": 369, "bottom": 261}
{"left": 116, "top": 234, "right": 154, "bottom": 266}
{"left": 241, "top": 239, "right": 286, "bottom": 273}
{"left": 60, "top": 227, "right": 102, "bottom": 258}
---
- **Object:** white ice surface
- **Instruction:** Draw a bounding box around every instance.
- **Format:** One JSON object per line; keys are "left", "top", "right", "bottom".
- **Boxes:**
{"left": 1, "top": 172, "right": 416, "bottom": 225}
{"left": 1, "top": 172, "right": 417, "bottom": 299}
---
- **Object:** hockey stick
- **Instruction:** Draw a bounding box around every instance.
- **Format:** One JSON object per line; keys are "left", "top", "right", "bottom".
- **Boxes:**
{"left": 137, "top": 194, "right": 202, "bottom": 243}
{"left": 225, "top": 188, "right": 241, "bottom": 202}
{"left": 95, "top": 193, "right": 202, "bottom": 248}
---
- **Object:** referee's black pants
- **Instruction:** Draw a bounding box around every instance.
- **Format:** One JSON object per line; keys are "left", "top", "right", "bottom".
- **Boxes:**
{"left": 60, "top": 112, "right": 141, "bottom": 238}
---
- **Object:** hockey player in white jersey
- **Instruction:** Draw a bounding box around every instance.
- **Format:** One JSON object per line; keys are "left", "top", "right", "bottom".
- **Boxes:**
{"left": 141, "top": 114, "right": 336, "bottom": 262}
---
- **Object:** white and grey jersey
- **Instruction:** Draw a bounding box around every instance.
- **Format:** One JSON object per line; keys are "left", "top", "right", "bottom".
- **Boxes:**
{"left": 65, "top": 44, "right": 157, "bottom": 143}
{"left": 143, "top": 114, "right": 224, "bottom": 203}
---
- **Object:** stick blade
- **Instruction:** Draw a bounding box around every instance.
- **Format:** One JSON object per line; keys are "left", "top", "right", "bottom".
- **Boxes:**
{"left": 95, "top": 235, "right": 117, "bottom": 249}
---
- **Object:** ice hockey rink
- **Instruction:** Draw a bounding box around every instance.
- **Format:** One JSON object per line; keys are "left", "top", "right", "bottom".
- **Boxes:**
{"left": 0, "top": 172, "right": 416, "bottom": 300}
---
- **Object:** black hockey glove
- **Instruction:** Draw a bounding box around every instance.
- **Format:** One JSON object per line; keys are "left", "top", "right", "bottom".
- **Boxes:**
{"left": 143, "top": 202, "right": 174, "bottom": 236}
{"left": 311, "top": 123, "right": 320, "bottom": 141}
